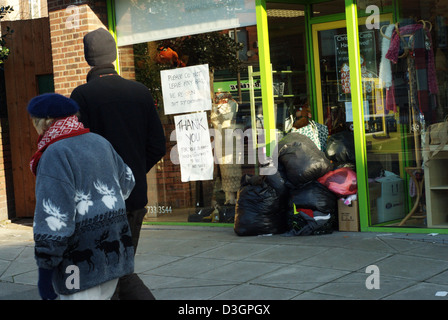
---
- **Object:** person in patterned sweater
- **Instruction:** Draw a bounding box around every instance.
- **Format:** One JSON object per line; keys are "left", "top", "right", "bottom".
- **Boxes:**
{"left": 28, "top": 93, "right": 136, "bottom": 300}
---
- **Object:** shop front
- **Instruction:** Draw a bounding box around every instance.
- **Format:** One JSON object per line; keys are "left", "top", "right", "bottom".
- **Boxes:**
{"left": 108, "top": 0, "right": 448, "bottom": 234}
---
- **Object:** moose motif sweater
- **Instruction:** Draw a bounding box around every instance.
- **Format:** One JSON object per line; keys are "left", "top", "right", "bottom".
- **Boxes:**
{"left": 33, "top": 132, "right": 135, "bottom": 295}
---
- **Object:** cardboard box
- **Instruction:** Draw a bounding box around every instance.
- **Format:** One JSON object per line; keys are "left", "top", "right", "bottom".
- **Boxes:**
{"left": 338, "top": 200, "right": 359, "bottom": 232}
{"left": 370, "top": 176, "right": 405, "bottom": 224}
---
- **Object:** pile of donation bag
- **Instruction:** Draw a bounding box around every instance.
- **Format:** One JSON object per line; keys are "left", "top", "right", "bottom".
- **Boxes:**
{"left": 234, "top": 130, "right": 360, "bottom": 236}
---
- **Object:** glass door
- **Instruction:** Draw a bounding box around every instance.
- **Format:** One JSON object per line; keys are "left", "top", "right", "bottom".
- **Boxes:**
{"left": 312, "top": 15, "right": 421, "bottom": 229}
{"left": 313, "top": 20, "right": 348, "bottom": 131}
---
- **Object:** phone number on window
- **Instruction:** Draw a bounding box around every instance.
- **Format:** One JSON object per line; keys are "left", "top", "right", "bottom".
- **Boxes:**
{"left": 146, "top": 205, "right": 173, "bottom": 214}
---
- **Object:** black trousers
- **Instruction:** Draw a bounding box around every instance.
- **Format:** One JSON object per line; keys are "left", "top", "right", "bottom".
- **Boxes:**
{"left": 112, "top": 208, "right": 156, "bottom": 300}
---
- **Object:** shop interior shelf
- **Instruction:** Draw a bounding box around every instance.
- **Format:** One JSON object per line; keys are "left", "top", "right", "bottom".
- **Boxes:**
{"left": 424, "top": 144, "right": 448, "bottom": 228}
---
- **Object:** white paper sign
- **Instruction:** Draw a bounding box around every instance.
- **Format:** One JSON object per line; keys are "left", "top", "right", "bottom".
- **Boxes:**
{"left": 174, "top": 112, "right": 214, "bottom": 182}
{"left": 161, "top": 64, "right": 212, "bottom": 115}
{"left": 345, "top": 101, "right": 369, "bottom": 122}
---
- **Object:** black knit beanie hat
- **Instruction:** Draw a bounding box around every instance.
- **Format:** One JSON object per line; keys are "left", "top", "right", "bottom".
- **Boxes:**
{"left": 83, "top": 28, "right": 117, "bottom": 66}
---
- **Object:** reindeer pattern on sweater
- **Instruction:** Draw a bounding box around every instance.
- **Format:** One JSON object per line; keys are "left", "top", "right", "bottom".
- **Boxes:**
{"left": 33, "top": 132, "right": 135, "bottom": 295}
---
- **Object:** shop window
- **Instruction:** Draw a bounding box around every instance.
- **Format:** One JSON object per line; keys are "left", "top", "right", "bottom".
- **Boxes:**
{"left": 266, "top": 2, "right": 310, "bottom": 134}
{"left": 133, "top": 27, "right": 260, "bottom": 223}
{"left": 312, "top": 0, "right": 448, "bottom": 229}
{"left": 365, "top": 0, "right": 448, "bottom": 229}
{"left": 114, "top": 0, "right": 260, "bottom": 224}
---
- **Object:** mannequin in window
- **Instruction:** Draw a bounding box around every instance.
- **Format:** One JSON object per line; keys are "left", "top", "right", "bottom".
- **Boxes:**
{"left": 211, "top": 92, "right": 241, "bottom": 205}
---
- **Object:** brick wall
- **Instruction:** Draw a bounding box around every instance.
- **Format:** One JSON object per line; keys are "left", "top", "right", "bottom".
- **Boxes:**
{"left": 48, "top": 1, "right": 109, "bottom": 96}
{"left": 47, "top": 1, "right": 136, "bottom": 88}
{"left": 0, "top": 118, "right": 14, "bottom": 221}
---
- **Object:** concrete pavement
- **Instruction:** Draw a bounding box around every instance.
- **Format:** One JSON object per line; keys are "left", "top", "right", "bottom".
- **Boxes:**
{"left": 1, "top": 220, "right": 448, "bottom": 300}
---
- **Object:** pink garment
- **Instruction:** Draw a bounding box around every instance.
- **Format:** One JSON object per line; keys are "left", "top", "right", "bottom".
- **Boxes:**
{"left": 386, "top": 24, "right": 423, "bottom": 64}
{"left": 385, "top": 85, "right": 397, "bottom": 112}
{"left": 385, "top": 23, "right": 438, "bottom": 95}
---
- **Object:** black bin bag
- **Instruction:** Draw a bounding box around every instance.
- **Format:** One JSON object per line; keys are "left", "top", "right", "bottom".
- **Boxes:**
{"left": 289, "top": 181, "right": 338, "bottom": 214}
{"left": 234, "top": 173, "right": 288, "bottom": 236}
{"left": 286, "top": 210, "right": 335, "bottom": 236}
{"left": 286, "top": 181, "right": 338, "bottom": 235}
{"left": 325, "top": 130, "right": 355, "bottom": 165}
{"left": 278, "top": 133, "right": 333, "bottom": 187}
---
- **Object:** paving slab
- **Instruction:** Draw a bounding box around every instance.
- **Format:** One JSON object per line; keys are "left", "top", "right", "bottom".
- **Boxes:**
{"left": 374, "top": 254, "right": 448, "bottom": 281}
{"left": 212, "top": 283, "right": 301, "bottom": 300}
{"left": 310, "top": 271, "right": 417, "bottom": 300}
{"left": 299, "top": 247, "right": 391, "bottom": 271}
{"left": 251, "top": 264, "right": 350, "bottom": 291}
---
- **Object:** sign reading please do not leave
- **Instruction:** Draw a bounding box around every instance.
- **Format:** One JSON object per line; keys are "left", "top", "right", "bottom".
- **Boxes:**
{"left": 161, "top": 64, "right": 212, "bottom": 115}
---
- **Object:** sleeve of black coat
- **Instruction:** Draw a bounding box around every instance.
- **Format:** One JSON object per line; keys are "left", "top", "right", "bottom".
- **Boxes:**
{"left": 70, "top": 88, "right": 90, "bottom": 128}
{"left": 146, "top": 93, "right": 166, "bottom": 172}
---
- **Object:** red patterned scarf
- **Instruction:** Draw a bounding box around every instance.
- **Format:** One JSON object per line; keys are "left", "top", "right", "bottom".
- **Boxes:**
{"left": 30, "top": 115, "right": 90, "bottom": 175}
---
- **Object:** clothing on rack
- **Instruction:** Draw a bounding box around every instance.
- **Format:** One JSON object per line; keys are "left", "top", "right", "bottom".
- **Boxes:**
{"left": 379, "top": 24, "right": 396, "bottom": 112}
{"left": 384, "top": 22, "right": 438, "bottom": 119}
{"left": 379, "top": 24, "right": 395, "bottom": 89}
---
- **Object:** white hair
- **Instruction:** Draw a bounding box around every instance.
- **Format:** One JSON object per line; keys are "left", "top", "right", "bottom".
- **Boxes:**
{"left": 30, "top": 112, "right": 80, "bottom": 135}
{"left": 31, "top": 117, "right": 55, "bottom": 136}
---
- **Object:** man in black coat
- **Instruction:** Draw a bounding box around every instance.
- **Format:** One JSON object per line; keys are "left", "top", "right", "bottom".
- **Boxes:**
{"left": 71, "top": 28, "right": 166, "bottom": 300}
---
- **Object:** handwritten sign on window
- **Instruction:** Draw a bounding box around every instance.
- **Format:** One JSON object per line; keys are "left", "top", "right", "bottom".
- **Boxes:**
{"left": 174, "top": 112, "right": 214, "bottom": 182}
{"left": 161, "top": 64, "right": 212, "bottom": 115}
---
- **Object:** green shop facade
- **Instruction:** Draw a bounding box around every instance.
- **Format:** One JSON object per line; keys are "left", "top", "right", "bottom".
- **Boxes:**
{"left": 106, "top": 0, "right": 448, "bottom": 234}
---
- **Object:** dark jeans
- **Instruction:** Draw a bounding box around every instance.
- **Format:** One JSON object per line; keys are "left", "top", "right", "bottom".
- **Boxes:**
{"left": 112, "top": 208, "right": 156, "bottom": 300}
